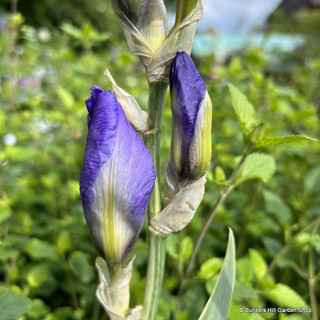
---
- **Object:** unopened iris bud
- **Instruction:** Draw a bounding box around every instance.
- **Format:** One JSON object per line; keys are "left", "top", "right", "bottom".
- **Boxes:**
{"left": 111, "top": 0, "right": 168, "bottom": 68}
{"left": 111, "top": 0, "right": 203, "bottom": 82}
{"left": 150, "top": 52, "right": 211, "bottom": 235}
{"left": 169, "top": 51, "right": 212, "bottom": 182}
{"left": 80, "top": 86, "right": 156, "bottom": 265}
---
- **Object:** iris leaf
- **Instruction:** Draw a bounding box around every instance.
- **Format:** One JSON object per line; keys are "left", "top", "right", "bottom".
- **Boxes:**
{"left": 198, "top": 229, "right": 236, "bottom": 320}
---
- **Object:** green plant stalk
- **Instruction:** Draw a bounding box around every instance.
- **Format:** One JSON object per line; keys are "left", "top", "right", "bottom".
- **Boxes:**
{"left": 308, "top": 219, "right": 319, "bottom": 320}
{"left": 141, "top": 81, "right": 168, "bottom": 320}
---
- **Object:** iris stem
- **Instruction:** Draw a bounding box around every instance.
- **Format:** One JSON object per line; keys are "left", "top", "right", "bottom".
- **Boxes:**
{"left": 142, "top": 81, "right": 168, "bottom": 320}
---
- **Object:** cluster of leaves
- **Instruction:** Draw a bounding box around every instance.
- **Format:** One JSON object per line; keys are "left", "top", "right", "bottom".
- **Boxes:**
{"left": 167, "top": 27, "right": 320, "bottom": 320}
{"left": 0, "top": 7, "right": 319, "bottom": 320}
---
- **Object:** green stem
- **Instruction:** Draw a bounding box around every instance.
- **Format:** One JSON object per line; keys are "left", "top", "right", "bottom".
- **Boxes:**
{"left": 308, "top": 219, "right": 320, "bottom": 320}
{"left": 173, "top": 152, "right": 248, "bottom": 319}
{"left": 141, "top": 81, "right": 168, "bottom": 320}
{"left": 267, "top": 216, "right": 320, "bottom": 275}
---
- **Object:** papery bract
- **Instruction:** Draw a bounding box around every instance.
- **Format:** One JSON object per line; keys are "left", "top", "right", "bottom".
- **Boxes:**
{"left": 105, "top": 69, "right": 152, "bottom": 134}
{"left": 80, "top": 86, "right": 156, "bottom": 264}
{"left": 111, "top": 0, "right": 203, "bottom": 82}
{"left": 111, "top": 0, "right": 168, "bottom": 67}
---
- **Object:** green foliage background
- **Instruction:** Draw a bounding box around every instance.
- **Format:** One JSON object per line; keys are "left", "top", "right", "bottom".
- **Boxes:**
{"left": 0, "top": 2, "right": 319, "bottom": 320}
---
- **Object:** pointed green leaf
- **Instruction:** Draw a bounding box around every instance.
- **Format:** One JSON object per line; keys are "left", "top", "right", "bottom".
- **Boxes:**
{"left": 228, "top": 84, "right": 259, "bottom": 136}
{"left": 263, "top": 284, "right": 308, "bottom": 308}
{"left": 249, "top": 249, "right": 268, "bottom": 281}
{"left": 0, "top": 287, "right": 30, "bottom": 320}
{"left": 0, "top": 199, "right": 12, "bottom": 224}
{"left": 263, "top": 190, "right": 292, "bottom": 225}
{"left": 215, "top": 166, "right": 226, "bottom": 182}
{"left": 0, "top": 286, "right": 8, "bottom": 302}
{"left": 254, "top": 135, "right": 317, "bottom": 150}
{"left": 27, "top": 263, "right": 50, "bottom": 288}
{"left": 198, "top": 258, "right": 223, "bottom": 280}
{"left": 198, "top": 229, "right": 236, "bottom": 320}
{"left": 235, "top": 153, "right": 275, "bottom": 186}
{"left": 25, "top": 238, "right": 60, "bottom": 261}
{"left": 179, "top": 236, "right": 194, "bottom": 263}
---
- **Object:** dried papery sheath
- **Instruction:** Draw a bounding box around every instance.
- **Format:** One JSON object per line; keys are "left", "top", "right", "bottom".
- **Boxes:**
{"left": 96, "top": 257, "right": 142, "bottom": 320}
{"left": 80, "top": 86, "right": 156, "bottom": 264}
{"left": 150, "top": 176, "right": 206, "bottom": 236}
{"left": 110, "top": 0, "right": 168, "bottom": 68}
{"left": 105, "top": 69, "right": 152, "bottom": 133}
{"left": 146, "top": 1, "right": 203, "bottom": 82}
{"left": 110, "top": 0, "right": 203, "bottom": 82}
{"left": 173, "top": 0, "right": 199, "bottom": 29}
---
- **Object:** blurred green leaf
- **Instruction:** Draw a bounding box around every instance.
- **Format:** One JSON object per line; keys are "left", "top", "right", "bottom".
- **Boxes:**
{"left": 236, "top": 257, "right": 254, "bottom": 284}
{"left": 60, "top": 23, "right": 82, "bottom": 38}
{"left": 179, "top": 237, "right": 193, "bottom": 264}
{"left": 249, "top": 249, "right": 268, "bottom": 281}
{"left": 206, "top": 167, "right": 227, "bottom": 186}
{"left": 56, "top": 231, "right": 72, "bottom": 255}
{"left": 25, "top": 238, "right": 60, "bottom": 261}
{"left": 254, "top": 135, "right": 317, "bottom": 150}
{"left": 56, "top": 87, "right": 75, "bottom": 110}
{"left": 44, "top": 307, "right": 74, "bottom": 320}
{"left": 166, "top": 234, "right": 179, "bottom": 260}
{"left": 27, "top": 263, "right": 50, "bottom": 288}
{"left": 263, "top": 284, "right": 308, "bottom": 308}
{"left": 68, "top": 251, "right": 94, "bottom": 283}
{"left": 233, "top": 282, "right": 259, "bottom": 300}
{"left": 0, "top": 287, "right": 31, "bottom": 320}
{"left": 198, "top": 258, "right": 222, "bottom": 280}
{"left": 0, "top": 286, "right": 8, "bottom": 301}
{"left": 0, "top": 199, "right": 12, "bottom": 223}
{"left": 235, "top": 153, "right": 275, "bottom": 185}
{"left": 27, "top": 299, "right": 50, "bottom": 318}
{"left": 305, "top": 166, "right": 320, "bottom": 193}
{"left": 228, "top": 84, "right": 259, "bottom": 137}
{"left": 199, "top": 229, "right": 236, "bottom": 320}
{"left": 263, "top": 190, "right": 292, "bottom": 225}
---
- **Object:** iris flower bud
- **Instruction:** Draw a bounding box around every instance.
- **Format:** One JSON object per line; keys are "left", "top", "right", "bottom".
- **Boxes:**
{"left": 150, "top": 52, "right": 211, "bottom": 236}
{"left": 111, "top": 0, "right": 168, "bottom": 68}
{"left": 111, "top": 0, "right": 203, "bottom": 82}
{"left": 80, "top": 86, "right": 156, "bottom": 265}
{"left": 168, "top": 51, "right": 212, "bottom": 186}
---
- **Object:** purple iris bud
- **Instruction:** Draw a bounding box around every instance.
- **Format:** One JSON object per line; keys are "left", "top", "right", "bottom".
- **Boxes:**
{"left": 169, "top": 51, "right": 212, "bottom": 181}
{"left": 80, "top": 86, "right": 156, "bottom": 264}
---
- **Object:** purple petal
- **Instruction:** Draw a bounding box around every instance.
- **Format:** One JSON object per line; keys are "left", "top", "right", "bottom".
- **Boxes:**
{"left": 169, "top": 51, "right": 207, "bottom": 178}
{"left": 80, "top": 87, "right": 155, "bottom": 262}
{"left": 80, "top": 86, "right": 118, "bottom": 195}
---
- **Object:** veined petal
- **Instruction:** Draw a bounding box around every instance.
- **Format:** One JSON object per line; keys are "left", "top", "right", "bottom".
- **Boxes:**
{"left": 80, "top": 87, "right": 155, "bottom": 264}
{"left": 169, "top": 51, "right": 212, "bottom": 180}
